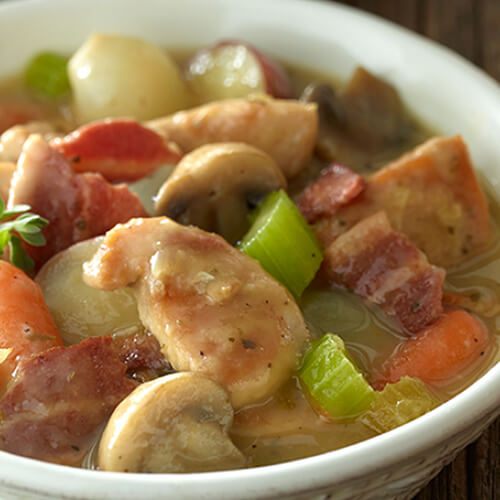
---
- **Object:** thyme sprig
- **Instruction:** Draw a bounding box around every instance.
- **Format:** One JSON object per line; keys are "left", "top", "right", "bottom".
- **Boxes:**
{"left": 0, "top": 198, "right": 48, "bottom": 271}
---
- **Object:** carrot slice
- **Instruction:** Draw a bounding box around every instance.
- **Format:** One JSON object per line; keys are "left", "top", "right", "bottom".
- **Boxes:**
{"left": 373, "top": 310, "right": 489, "bottom": 389}
{"left": 0, "top": 261, "right": 63, "bottom": 396}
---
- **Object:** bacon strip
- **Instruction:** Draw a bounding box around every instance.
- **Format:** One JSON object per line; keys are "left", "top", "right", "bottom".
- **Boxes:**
{"left": 8, "top": 135, "right": 148, "bottom": 269}
{"left": 52, "top": 119, "right": 182, "bottom": 182}
{"left": 314, "top": 136, "right": 490, "bottom": 267}
{"left": 296, "top": 163, "right": 365, "bottom": 223}
{"left": 322, "top": 211, "right": 445, "bottom": 333}
{"left": 0, "top": 336, "right": 137, "bottom": 466}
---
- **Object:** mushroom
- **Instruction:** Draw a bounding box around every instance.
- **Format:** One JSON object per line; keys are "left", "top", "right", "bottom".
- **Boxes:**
{"left": 97, "top": 371, "right": 246, "bottom": 473}
{"left": 154, "top": 142, "right": 287, "bottom": 244}
{"left": 300, "top": 69, "right": 416, "bottom": 165}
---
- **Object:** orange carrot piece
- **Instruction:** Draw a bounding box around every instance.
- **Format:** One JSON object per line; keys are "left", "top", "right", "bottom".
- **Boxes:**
{"left": 0, "top": 261, "right": 63, "bottom": 396}
{"left": 374, "top": 310, "right": 489, "bottom": 389}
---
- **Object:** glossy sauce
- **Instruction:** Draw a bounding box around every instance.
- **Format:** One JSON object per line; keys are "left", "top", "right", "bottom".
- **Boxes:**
{"left": 0, "top": 53, "right": 499, "bottom": 470}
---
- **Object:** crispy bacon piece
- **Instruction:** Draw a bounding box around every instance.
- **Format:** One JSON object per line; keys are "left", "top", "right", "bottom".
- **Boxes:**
{"left": 314, "top": 136, "right": 490, "bottom": 267}
{"left": 296, "top": 163, "right": 365, "bottom": 223}
{"left": 322, "top": 211, "right": 445, "bottom": 333}
{"left": 0, "top": 336, "right": 137, "bottom": 466}
{"left": 52, "top": 119, "right": 182, "bottom": 182}
{"left": 111, "top": 331, "right": 173, "bottom": 383}
{"left": 8, "top": 135, "right": 148, "bottom": 269}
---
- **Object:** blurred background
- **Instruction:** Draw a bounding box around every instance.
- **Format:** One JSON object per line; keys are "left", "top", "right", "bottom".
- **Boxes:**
{"left": 335, "top": 0, "right": 499, "bottom": 83}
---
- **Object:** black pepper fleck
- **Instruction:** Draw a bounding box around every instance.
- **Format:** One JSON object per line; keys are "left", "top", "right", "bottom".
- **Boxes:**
{"left": 242, "top": 339, "right": 256, "bottom": 349}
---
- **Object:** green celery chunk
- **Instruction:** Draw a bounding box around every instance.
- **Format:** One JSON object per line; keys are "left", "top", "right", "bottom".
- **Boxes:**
{"left": 237, "top": 190, "right": 322, "bottom": 298}
{"left": 299, "top": 333, "right": 375, "bottom": 419}
{"left": 25, "top": 52, "right": 71, "bottom": 98}
{"left": 360, "top": 376, "right": 440, "bottom": 433}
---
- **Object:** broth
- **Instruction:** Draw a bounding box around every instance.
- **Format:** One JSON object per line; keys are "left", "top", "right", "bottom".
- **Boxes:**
{"left": 0, "top": 48, "right": 499, "bottom": 471}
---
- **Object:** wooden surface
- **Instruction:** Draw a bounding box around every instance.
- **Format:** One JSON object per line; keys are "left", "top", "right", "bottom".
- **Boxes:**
{"left": 334, "top": 1, "right": 499, "bottom": 499}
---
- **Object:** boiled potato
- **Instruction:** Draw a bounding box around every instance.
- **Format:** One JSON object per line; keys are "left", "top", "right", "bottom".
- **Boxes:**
{"left": 186, "top": 41, "right": 293, "bottom": 103}
{"left": 36, "top": 237, "right": 143, "bottom": 345}
{"left": 68, "top": 34, "right": 191, "bottom": 123}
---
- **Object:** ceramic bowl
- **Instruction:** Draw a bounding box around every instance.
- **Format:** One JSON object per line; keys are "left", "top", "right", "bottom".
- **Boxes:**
{"left": 0, "top": 0, "right": 499, "bottom": 499}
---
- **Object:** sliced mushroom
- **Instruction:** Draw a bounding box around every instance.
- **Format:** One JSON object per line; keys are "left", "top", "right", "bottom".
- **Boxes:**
{"left": 98, "top": 372, "right": 246, "bottom": 473}
{"left": 155, "top": 143, "right": 287, "bottom": 244}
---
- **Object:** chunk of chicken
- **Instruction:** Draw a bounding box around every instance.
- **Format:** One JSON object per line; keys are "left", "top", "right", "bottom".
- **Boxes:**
{"left": 83, "top": 217, "right": 310, "bottom": 408}
{"left": 0, "top": 121, "right": 59, "bottom": 163}
{"left": 147, "top": 96, "right": 318, "bottom": 179}
{"left": 313, "top": 136, "right": 490, "bottom": 267}
{"left": 8, "top": 135, "right": 147, "bottom": 269}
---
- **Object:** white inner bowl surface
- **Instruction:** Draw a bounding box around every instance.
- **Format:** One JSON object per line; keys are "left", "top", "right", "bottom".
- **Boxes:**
{"left": 0, "top": 0, "right": 499, "bottom": 499}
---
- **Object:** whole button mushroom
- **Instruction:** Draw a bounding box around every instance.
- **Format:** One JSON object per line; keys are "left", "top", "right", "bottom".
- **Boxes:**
{"left": 98, "top": 372, "right": 246, "bottom": 473}
{"left": 155, "top": 143, "right": 287, "bottom": 244}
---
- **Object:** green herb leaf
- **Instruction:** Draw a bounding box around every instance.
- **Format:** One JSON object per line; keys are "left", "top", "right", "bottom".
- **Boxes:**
{"left": 2, "top": 204, "right": 32, "bottom": 218}
{"left": 9, "top": 235, "right": 35, "bottom": 271}
{"left": 0, "top": 229, "right": 10, "bottom": 254}
{"left": 0, "top": 200, "right": 48, "bottom": 271}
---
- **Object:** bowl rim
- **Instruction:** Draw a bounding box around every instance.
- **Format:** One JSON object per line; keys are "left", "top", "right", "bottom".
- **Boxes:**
{"left": 0, "top": 0, "right": 499, "bottom": 498}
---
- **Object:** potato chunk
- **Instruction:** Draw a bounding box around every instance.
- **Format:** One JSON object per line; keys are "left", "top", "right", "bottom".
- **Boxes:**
{"left": 69, "top": 34, "right": 191, "bottom": 122}
{"left": 36, "top": 238, "right": 143, "bottom": 345}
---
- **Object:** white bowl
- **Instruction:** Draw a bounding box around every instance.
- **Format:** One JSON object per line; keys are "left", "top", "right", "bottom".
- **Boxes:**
{"left": 0, "top": 0, "right": 499, "bottom": 499}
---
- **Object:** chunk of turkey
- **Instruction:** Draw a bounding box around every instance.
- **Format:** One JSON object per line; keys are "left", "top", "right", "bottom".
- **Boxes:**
{"left": 83, "top": 217, "right": 310, "bottom": 408}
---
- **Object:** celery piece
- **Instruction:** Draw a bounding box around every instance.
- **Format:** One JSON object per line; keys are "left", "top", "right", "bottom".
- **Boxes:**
{"left": 299, "top": 333, "right": 375, "bottom": 419}
{"left": 25, "top": 52, "right": 71, "bottom": 98}
{"left": 237, "top": 190, "right": 322, "bottom": 298}
{"left": 360, "top": 376, "right": 440, "bottom": 433}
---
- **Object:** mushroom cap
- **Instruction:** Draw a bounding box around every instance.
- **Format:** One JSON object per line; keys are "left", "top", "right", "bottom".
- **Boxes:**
{"left": 97, "top": 371, "right": 246, "bottom": 473}
{"left": 154, "top": 142, "right": 287, "bottom": 244}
